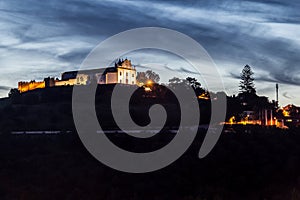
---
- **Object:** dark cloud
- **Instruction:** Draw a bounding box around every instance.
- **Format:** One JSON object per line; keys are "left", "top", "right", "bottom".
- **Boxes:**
{"left": 134, "top": 64, "right": 152, "bottom": 70}
{"left": 0, "top": 86, "right": 12, "bottom": 91}
{"left": 229, "top": 72, "right": 240, "bottom": 80}
{"left": 283, "top": 92, "right": 293, "bottom": 99}
{"left": 163, "top": 65, "right": 199, "bottom": 75}
{"left": 57, "top": 49, "right": 91, "bottom": 65}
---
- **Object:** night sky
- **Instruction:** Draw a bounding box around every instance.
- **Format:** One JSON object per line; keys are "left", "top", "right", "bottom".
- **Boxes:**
{"left": 0, "top": 0, "right": 299, "bottom": 106}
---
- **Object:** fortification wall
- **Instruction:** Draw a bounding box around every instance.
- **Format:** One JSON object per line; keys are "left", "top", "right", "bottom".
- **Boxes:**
{"left": 18, "top": 81, "right": 46, "bottom": 93}
{"left": 54, "top": 79, "right": 76, "bottom": 86}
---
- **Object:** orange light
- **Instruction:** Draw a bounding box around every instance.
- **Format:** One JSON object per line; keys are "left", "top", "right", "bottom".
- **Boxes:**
{"left": 283, "top": 109, "right": 290, "bottom": 117}
{"left": 198, "top": 93, "right": 209, "bottom": 100}
{"left": 144, "top": 87, "right": 152, "bottom": 92}
{"left": 229, "top": 116, "right": 235, "bottom": 125}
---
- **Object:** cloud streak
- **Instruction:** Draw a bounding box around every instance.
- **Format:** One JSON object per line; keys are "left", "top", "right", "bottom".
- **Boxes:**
{"left": 0, "top": 86, "right": 12, "bottom": 91}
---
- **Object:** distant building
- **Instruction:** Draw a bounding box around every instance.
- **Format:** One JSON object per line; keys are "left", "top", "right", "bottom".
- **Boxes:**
{"left": 278, "top": 104, "right": 300, "bottom": 128}
{"left": 18, "top": 59, "right": 137, "bottom": 93}
{"left": 225, "top": 94, "right": 300, "bottom": 129}
{"left": 225, "top": 94, "right": 279, "bottom": 127}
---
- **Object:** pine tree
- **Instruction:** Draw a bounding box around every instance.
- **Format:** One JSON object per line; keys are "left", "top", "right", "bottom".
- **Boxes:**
{"left": 239, "top": 65, "right": 256, "bottom": 94}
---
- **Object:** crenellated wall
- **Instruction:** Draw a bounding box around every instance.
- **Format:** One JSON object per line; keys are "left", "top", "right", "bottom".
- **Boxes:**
{"left": 18, "top": 79, "right": 77, "bottom": 93}
{"left": 18, "top": 81, "right": 46, "bottom": 93}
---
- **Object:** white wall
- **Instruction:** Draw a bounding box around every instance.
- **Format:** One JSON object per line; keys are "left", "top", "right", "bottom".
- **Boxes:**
{"left": 117, "top": 68, "right": 136, "bottom": 84}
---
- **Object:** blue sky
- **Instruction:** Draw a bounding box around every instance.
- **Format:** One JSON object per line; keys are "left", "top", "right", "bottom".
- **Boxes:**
{"left": 0, "top": 0, "right": 300, "bottom": 106}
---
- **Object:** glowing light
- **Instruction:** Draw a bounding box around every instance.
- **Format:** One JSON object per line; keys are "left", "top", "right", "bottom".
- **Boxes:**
{"left": 283, "top": 109, "right": 290, "bottom": 117}
{"left": 229, "top": 116, "right": 235, "bottom": 125}
{"left": 198, "top": 93, "right": 209, "bottom": 100}
{"left": 144, "top": 87, "right": 152, "bottom": 92}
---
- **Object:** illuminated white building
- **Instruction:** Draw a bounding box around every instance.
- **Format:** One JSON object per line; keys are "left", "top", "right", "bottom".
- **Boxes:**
{"left": 18, "top": 59, "right": 137, "bottom": 93}
{"left": 60, "top": 58, "right": 136, "bottom": 85}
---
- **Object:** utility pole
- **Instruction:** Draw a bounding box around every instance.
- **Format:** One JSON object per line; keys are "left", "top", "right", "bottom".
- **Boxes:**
{"left": 276, "top": 83, "right": 279, "bottom": 108}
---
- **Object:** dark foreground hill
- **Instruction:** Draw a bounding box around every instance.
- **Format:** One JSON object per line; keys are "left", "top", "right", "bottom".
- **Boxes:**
{"left": 1, "top": 127, "right": 300, "bottom": 200}
{"left": 1, "top": 85, "right": 300, "bottom": 199}
{"left": 0, "top": 84, "right": 212, "bottom": 132}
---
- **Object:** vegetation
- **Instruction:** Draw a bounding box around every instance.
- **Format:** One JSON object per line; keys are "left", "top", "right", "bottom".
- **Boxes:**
{"left": 168, "top": 77, "right": 207, "bottom": 97}
{"left": 136, "top": 70, "right": 160, "bottom": 85}
{"left": 239, "top": 65, "right": 256, "bottom": 95}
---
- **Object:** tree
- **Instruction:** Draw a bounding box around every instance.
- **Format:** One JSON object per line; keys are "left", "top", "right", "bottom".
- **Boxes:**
{"left": 186, "top": 77, "right": 201, "bottom": 89}
{"left": 8, "top": 88, "right": 19, "bottom": 98}
{"left": 145, "top": 70, "right": 160, "bottom": 83}
{"left": 168, "top": 77, "right": 184, "bottom": 85}
{"left": 168, "top": 77, "right": 187, "bottom": 89}
{"left": 136, "top": 70, "right": 160, "bottom": 85}
{"left": 168, "top": 77, "right": 207, "bottom": 96}
{"left": 186, "top": 77, "right": 206, "bottom": 96}
{"left": 239, "top": 65, "right": 256, "bottom": 95}
{"left": 136, "top": 72, "right": 147, "bottom": 85}
{"left": 8, "top": 88, "right": 21, "bottom": 104}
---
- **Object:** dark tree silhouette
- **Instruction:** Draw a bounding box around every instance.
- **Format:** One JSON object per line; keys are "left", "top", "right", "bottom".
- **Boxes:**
{"left": 186, "top": 77, "right": 201, "bottom": 89}
{"left": 136, "top": 70, "right": 160, "bottom": 85}
{"left": 168, "top": 77, "right": 184, "bottom": 84}
{"left": 167, "top": 77, "right": 188, "bottom": 90}
{"left": 168, "top": 77, "right": 207, "bottom": 97}
{"left": 239, "top": 65, "right": 256, "bottom": 94}
{"left": 186, "top": 77, "right": 206, "bottom": 96}
{"left": 136, "top": 72, "right": 147, "bottom": 85}
{"left": 8, "top": 88, "right": 19, "bottom": 98}
{"left": 145, "top": 70, "right": 160, "bottom": 83}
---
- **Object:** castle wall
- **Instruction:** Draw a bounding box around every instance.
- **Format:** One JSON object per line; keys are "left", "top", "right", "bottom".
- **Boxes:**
{"left": 54, "top": 79, "right": 76, "bottom": 86}
{"left": 97, "top": 73, "right": 106, "bottom": 84}
{"left": 106, "top": 72, "right": 117, "bottom": 84}
{"left": 18, "top": 81, "right": 46, "bottom": 93}
{"left": 75, "top": 74, "right": 90, "bottom": 85}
